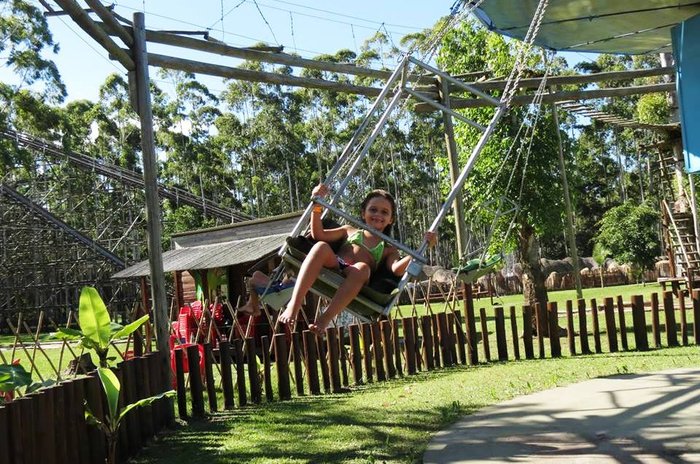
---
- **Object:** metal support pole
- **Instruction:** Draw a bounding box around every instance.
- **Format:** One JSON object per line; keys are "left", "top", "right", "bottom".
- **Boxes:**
{"left": 551, "top": 93, "right": 583, "bottom": 299}
{"left": 132, "top": 13, "right": 170, "bottom": 370}
{"left": 438, "top": 76, "right": 468, "bottom": 260}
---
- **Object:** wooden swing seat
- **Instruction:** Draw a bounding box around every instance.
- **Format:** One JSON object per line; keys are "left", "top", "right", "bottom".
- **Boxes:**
{"left": 282, "top": 236, "right": 400, "bottom": 320}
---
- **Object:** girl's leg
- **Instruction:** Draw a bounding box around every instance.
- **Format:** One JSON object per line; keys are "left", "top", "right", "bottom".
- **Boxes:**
{"left": 310, "top": 262, "right": 370, "bottom": 334}
{"left": 278, "top": 242, "right": 338, "bottom": 324}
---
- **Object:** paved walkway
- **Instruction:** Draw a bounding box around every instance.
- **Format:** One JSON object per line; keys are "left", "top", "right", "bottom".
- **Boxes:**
{"left": 424, "top": 368, "right": 700, "bottom": 463}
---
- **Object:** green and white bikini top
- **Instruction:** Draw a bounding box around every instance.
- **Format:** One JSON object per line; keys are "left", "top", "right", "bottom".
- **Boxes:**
{"left": 346, "top": 229, "right": 385, "bottom": 264}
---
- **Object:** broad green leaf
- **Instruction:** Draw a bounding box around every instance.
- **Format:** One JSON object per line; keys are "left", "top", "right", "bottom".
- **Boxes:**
{"left": 0, "top": 364, "right": 32, "bottom": 392}
{"left": 52, "top": 327, "right": 83, "bottom": 340}
{"left": 97, "top": 367, "right": 120, "bottom": 421}
{"left": 109, "top": 321, "right": 124, "bottom": 335}
{"left": 78, "top": 286, "right": 112, "bottom": 350}
{"left": 119, "top": 390, "right": 175, "bottom": 422}
{"left": 112, "top": 314, "right": 150, "bottom": 340}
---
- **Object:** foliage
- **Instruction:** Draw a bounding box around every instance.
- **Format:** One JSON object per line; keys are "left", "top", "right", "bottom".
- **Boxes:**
{"left": 0, "top": 363, "right": 31, "bottom": 402}
{"left": 85, "top": 366, "right": 175, "bottom": 464}
{"left": 595, "top": 201, "right": 659, "bottom": 280}
{"left": 53, "top": 286, "right": 149, "bottom": 367}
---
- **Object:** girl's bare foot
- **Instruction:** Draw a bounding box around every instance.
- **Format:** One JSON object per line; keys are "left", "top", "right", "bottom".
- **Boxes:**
{"left": 308, "top": 322, "right": 327, "bottom": 336}
{"left": 278, "top": 305, "right": 297, "bottom": 325}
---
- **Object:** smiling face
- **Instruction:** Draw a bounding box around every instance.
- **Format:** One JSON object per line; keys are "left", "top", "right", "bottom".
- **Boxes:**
{"left": 360, "top": 190, "right": 396, "bottom": 235}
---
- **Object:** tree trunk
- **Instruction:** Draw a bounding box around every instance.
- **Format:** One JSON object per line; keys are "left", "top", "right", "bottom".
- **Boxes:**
{"left": 518, "top": 222, "right": 549, "bottom": 335}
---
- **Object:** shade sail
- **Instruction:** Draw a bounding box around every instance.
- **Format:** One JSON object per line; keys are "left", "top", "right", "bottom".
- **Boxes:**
{"left": 473, "top": 0, "right": 700, "bottom": 54}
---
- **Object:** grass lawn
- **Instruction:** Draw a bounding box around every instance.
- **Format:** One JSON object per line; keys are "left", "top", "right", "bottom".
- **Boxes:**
{"left": 131, "top": 345, "right": 700, "bottom": 464}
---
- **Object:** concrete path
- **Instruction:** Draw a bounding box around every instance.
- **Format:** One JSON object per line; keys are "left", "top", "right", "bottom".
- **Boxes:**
{"left": 424, "top": 368, "right": 700, "bottom": 463}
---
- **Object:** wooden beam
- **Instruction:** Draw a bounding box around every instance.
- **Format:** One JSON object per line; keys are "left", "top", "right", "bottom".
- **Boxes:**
{"left": 83, "top": 0, "right": 132, "bottom": 46}
{"left": 453, "top": 66, "right": 674, "bottom": 93}
{"left": 413, "top": 82, "right": 676, "bottom": 112}
{"left": 105, "top": 26, "right": 415, "bottom": 83}
{"left": 53, "top": 0, "right": 134, "bottom": 70}
{"left": 145, "top": 52, "right": 383, "bottom": 97}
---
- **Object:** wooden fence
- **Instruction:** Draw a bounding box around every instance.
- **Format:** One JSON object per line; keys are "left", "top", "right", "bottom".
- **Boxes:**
{"left": 0, "top": 352, "right": 173, "bottom": 464}
{"left": 172, "top": 289, "right": 700, "bottom": 418}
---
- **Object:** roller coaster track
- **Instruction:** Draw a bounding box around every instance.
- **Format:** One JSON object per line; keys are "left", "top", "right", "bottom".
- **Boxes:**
{"left": 1, "top": 129, "right": 252, "bottom": 222}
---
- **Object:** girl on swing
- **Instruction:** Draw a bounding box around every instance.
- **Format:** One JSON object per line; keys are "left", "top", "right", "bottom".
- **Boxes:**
{"left": 278, "top": 183, "right": 437, "bottom": 335}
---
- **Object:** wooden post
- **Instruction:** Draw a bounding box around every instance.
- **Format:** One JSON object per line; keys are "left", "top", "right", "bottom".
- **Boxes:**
{"left": 534, "top": 303, "right": 545, "bottom": 359}
{"left": 135, "top": 357, "right": 154, "bottom": 440}
{"left": 651, "top": 292, "right": 661, "bottom": 348}
{"left": 339, "top": 327, "right": 350, "bottom": 386}
{"left": 203, "top": 343, "right": 218, "bottom": 411}
{"left": 113, "top": 371, "right": 129, "bottom": 461}
{"left": 273, "top": 333, "right": 291, "bottom": 400}
{"left": 616, "top": 295, "right": 629, "bottom": 351}
{"left": 631, "top": 295, "right": 649, "bottom": 351}
{"left": 480, "top": 307, "right": 491, "bottom": 362}
{"left": 371, "top": 322, "right": 386, "bottom": 381}
{"left": 361, "top": 323, "right": 374, "bottom": 382}
{"left": 303, "top": 330, "right": 321, "bottom": 395}
{"left": 454, "top": 312, "right": 468, "bottom": 364}
{"left": 522, "top": 305, "right": 534, "bottom": 360}
{"left": 565, "top": 300, "right": 576, "bottom": 355}
{"left": 0, "top": 401, "right": 11, "bottom": 464}
{"left": 679, "top": 291, "right": 688, "bottom": 345}
{"left": 233, "top": 339, "right": 247, "bottom": 406}
{"left": 494, "top": 306, "right": 508, "bottom": 361}
{"left": 577, "top": 298, "right": 591, "bottom": 354}
{"left": 261, "top": 336, "right": 274, "bottom": 401}
{"left": 292, "top": 332, "right": 305, "bottom": 396}
{"left": 663, "top": 291, "right": 679, "bottom": 347}
{"left": 53, "top": 384, "right": 68, "bottom": 464}
{"left": 132, "top": 12, "right": 170, "bottom": 383}
{"left": 590, "top": 298, "right": 602, "bottom": 353}
{"left": 349, "top": 324, "right": 363, "bottom": 384}
{"left": 403, "top": 317, "right": 417, "bottom": 374}
{"left": 326, "top": 327, "right": 342, "bottom": 393}
{"left": 317, "top": 333, "right": 330, "bottom": 393}
{"left": 84, "top": 379, "right": 106, "bottom": 461}
{"left": 436, "top": 312, "right": 452, "bottom": 366}
{"left": 40, "top": 388, "right": 59, "bottom": 464}
{"left": 389, "top": 320, "right": 402, "bottom": 377}
{"left": 547, "top": 302, "right": 561, "bottom": 357}
{"left": 431, "top": 314, "right": 442, "bottom": 368}
{"left": 186, "top": 345, "right": 205, "bottom": 417}
{"left": 33, "top": 390, "right": 55, "bottom": 464}
{"left": 174, "top": 348, "right": 187, "bottom": 418}
{"left": 418, "top": 315, "right": 432, "bottom": 370}
{"left": 693, "top": 290, "right": 700, "bottom": 343}
{"left": 219, "top": 340, "right": 235, "bottom": 409}
{"left": 509, "top": 306, "right": 521, "bottom": 360}
{"left": 380, "top": 320, "right": 396, "bottom": 378}
{"left": 603, "top": 297, "right": 618, "bottom": 353}
{"left": 245, "top": 338, "right": 261, "bottom": 404}
{"left": 463, "top": 282, "right": 478, "bottom": 365}
{"left": 123, "top": 361, "right": 141, "bottom": 453}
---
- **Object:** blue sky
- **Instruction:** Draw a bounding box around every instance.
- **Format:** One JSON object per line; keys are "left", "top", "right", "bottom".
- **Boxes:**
{"left": 3, "top": 0, "right": 596, "bottom": 103}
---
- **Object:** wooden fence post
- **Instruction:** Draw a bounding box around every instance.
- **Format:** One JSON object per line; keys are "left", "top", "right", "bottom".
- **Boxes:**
{"left": 577, "top": 298, "right": 591, "bottom": 354}
{"left": 603, "top": 297, "right": 618, "bottom": 353}
{"left": 651, "top": 292, "right": 661, "bottom": 348}
{"left": 219, "top": 340, "right": 235, "bottom": 409}
{"left": 261, "top": 336, "right": 274, "bottom": 401}
{"left": 123, "top": 361, "right": 142, "bottom": 454}
{"left": 462, "top": 281, "right": 478, "bottom": 365}
{"left": 534, "top": 303, "right": 545, "bottom": 359}
{"left": 631, "top": 294, "right": 649, "bottom": 351}
{"left": 327, "top": 327, "right": 343, "bottom": 393}
{"left": 662, "top": 291, "right": 679, "bottom": 347}
{"left": 480, "top": 307, "right": 491, "bottom": 362}
{"left": 420, "top": 315, "right": 434, "bottom": 371}
{"left": 392, "top": 320, "right": 403, "bottom": 377}
{"left": 274, "top": 333, "right": 291, "bottom": 400}
{"left": 693, "top": 290, "right": 700, "bottom": 344}
{"left": 679, "top": 291, "right": 688, "bottom": 346}
{"left": 53, "top": 383, "right": 68, "bottom": 464}
{"left": 203, "top": 343, "right": 219, "bottom": 411}
{"left": 349, "top": 324, "right": 363, "bottom": 384}
{"left": 174, "top": 348, "right": 187, "bottom": 419}
{"left": 454, "top": 312, "right": 468, "bottom": 364}
{"left": 38, "top": 388, "right": 58, "bottom": 464}
{"left": 509, "top": 306, "right": 521, "bottom": 360}
{"left": 380, "top": 320, "right": 396, "bottom": 378}
{"left": 616, "top": 295, "right": 628, "bottom": 351}
{"left": 494, "top": 306, "right": 508, "bottom": 361}
{"left": 565, "top": 300, "right": 576, "bottom": 355}
{"left": 303, "top": 330, "right": 321, "bottom": 395}
{"left": 0, "top": 404, "right": 10, "bottom": 464}
{"left": 590, "top": 298, "right": 602, "bottom": 354}
{"left": 361, "top": 323, "right": 374, "bottom": 382}
{"left": 547, "top": 302, "right": 561, "bottom": 358}
{"left": 339, "top": 327, "right": 350, "bottom": 386}
{"left": 522, "top": 305, "right": 534, "bottom": 360}
{"left": 186, "top": 345, "right": 205, "bottom": 418}
{"left": 436, "top": 312, "right": 453, "bottom": 367}
{"left": 431, "top": 315, "right": 442, "bottom": 368}
{"left": 245, "top": 338, "right": 261, "bottom": 404}
{"left": 371, "top": 322, "right": 386, "bottom": 381}
{"left": 292, "top": 332, "right": 305, "bottom": 396}
{"left": 233, "top": 339, "right": 247, "bottom": 406}
{"left": 403, "top": 317, "right": 417, "bottom": 375}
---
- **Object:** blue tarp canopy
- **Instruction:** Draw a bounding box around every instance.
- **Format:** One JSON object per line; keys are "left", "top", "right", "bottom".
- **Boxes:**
{"left": 473, "top": 1, "right": 700, "bottom": 54}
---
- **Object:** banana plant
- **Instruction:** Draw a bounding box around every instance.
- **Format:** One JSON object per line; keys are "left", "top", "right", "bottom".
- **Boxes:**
{"left": 86, "top": 367, "right": 175, "bottom": 464}
{"left": 54, "top": 286, "right": 150, "bottom": 367}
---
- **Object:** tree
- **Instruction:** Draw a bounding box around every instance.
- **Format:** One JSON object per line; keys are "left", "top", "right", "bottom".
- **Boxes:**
{"left": 595, "top": 201, "right": 659, "bottom": 282}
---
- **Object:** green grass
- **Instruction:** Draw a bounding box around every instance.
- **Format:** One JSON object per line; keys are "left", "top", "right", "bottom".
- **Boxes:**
{"left": 132, "top": 346, "right": 700, "bottom": 464}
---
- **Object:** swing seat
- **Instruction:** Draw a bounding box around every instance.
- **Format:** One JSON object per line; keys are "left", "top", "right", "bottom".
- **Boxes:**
{"left": 453, "top": 254, "right": 503, "bottom": 283}
{"left": 282, "top": 236, "right": 400, "bottom": 320}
